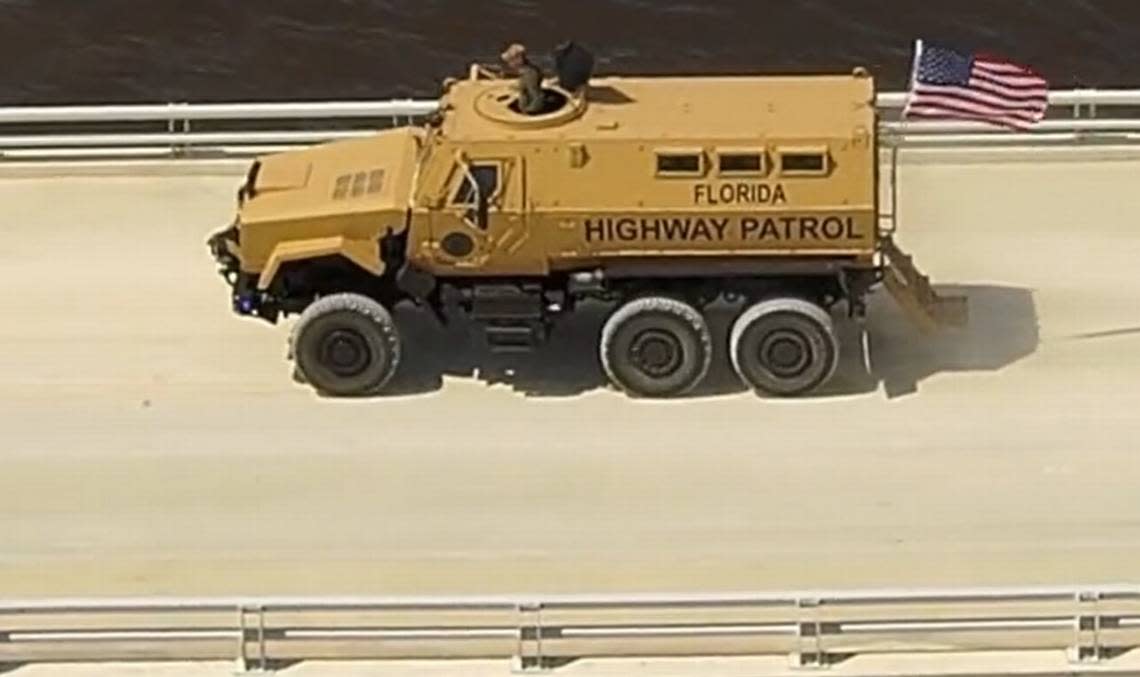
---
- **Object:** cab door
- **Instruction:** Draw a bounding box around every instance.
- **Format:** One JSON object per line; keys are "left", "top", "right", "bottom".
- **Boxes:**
{"left": 429, "top": 155, "right": 530, "bottom": 274}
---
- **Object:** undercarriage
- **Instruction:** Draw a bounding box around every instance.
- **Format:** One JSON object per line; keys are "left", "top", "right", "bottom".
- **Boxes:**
{"left": 209, "top": 215, "right": 964, "bottom": 399}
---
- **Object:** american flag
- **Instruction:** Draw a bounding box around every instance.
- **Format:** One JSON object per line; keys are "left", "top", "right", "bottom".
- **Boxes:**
{"left": 903, "top": 40, "right": 1049, "bottom": 130}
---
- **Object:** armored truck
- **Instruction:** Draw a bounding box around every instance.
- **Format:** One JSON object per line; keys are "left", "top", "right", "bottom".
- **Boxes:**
{"left": 208, "top": 44, "right": 965, "bottom": 398}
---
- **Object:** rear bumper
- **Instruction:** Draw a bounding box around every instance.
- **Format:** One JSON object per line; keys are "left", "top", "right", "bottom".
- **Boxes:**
{"left": 878, "top": 234, "right": 968, "bottom": 332}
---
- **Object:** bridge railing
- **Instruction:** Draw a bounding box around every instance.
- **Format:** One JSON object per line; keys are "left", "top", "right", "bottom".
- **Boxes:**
{"left": 1, "top": 90, "right": 1139, "bottom": 161}
{"left": 1, "top": 585, "right": 1139, "bottom": 673}
{"left": 0, "top": 99, "right": 436, "bottom": 161}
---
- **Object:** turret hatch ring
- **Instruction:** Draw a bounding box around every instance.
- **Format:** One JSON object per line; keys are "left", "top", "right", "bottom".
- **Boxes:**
{"left": 474, "top": 85, "right": 588, "bottom": 128}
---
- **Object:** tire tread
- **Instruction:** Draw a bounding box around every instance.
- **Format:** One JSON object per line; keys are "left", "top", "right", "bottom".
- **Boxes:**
{"left": 600, "top": 296, "right": 712, "bottom": 397}
{"left": 729, "top": 296, "right": 838, "bottom": 396}
{"left": 290, "top": 293, "right": 401, "bottom": 395}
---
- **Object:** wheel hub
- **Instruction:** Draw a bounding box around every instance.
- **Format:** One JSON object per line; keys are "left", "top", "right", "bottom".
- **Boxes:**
{"left": 629, "top": 329, "right": 683, "bottom": 378}
{"left": 760, "top": 329, "right": 811, "bottom": 378}
{"left": 320, "top": 329, "right": 372, "bottom": 377}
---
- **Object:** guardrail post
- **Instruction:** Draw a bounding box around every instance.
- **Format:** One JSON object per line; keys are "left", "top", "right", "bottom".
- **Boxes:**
{"left": 165, "top": 102, "right": 190, "bottom": 160}
{"left": 1070, "top": 591, "right": 1106, "bottom": 663}
{"left": 512, "top": 602, "right": 549, "bottom": 673}
{"left": 236, "top": 604, "right": 270, "bottom": 674}
{"left": 790, "top": 597, "right": 830, "bottom": 669}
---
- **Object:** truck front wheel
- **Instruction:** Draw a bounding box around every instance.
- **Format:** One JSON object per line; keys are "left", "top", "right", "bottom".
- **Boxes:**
{"left": 290, "top": 293, "right": 401, "bottom": 397}
{"left": 600, "top": 296, "right": 712, "bottom": 398}
{"left": 730, "top": 297, "right": 838, "bottom": 397}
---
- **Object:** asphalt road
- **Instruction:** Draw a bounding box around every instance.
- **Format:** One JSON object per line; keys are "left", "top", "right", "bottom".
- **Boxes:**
{"left": 0, "top": 148, "right": 1138, "bottom": 597}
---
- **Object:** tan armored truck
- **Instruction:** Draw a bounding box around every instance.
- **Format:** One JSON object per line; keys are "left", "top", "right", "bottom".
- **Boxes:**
{"left": 208, "top": 44, "right": 965, "bottom": 398}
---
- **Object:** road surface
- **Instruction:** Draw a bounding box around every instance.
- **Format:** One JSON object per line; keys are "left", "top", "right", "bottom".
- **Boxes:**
{"left": 0, "top": 148, "right": 1138, "bottom": 597}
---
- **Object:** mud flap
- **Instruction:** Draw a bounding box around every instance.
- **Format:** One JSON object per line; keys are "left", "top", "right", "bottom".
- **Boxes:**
{"left": 880, "top": 235, "right": 968, "bottom": 333}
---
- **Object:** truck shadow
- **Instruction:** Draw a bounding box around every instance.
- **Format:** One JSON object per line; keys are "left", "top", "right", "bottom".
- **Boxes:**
{"left": 860, "top": 284, "right": 1040, "bottom": 398}
{"left": 384, "top": 284, "right": 1038, "bottom": 400}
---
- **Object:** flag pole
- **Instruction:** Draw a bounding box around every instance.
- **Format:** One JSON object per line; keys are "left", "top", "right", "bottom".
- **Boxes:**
{"left": 902, "top": 39, "right": 924, "bottom": 119}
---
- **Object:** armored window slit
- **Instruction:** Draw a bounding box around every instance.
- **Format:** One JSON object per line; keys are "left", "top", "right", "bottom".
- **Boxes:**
{"left": 717, "top": 151, "right": 766, "bottom": 176}
{"left": 779, "top": 150, "right": 831, "bottom": 176}
{"left": 655, "top": 150, "right": 705, "bottom": 177}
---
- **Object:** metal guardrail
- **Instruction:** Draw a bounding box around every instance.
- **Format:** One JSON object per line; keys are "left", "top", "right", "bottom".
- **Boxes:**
{"left": 1, "top": 586, "right": 1139, "bottom": 673}
{"left": 1, "top": 89, "right": 1140, "bottom": 161}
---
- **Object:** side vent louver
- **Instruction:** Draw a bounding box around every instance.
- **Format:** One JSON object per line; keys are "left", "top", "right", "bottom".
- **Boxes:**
{"left": 332, "top": 168, "right": 386, "bottom": 200}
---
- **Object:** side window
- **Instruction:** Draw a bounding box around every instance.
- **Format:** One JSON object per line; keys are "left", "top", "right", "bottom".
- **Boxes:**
{"left": 452, "top": 164, "right": 499, "bottom": 205}
{"left": 450, "top": 163, "right": 500, "bottom": 230}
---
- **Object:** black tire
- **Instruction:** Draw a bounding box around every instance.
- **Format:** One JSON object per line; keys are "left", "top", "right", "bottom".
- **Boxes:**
{"left": 290, "top": 293, "right": 401, "bottom": 396}
{"left": 600, "top": 296, "right": 712, "bottom": 398}
{"left": 730, "top": 297, "right": 838, "bottom": 397}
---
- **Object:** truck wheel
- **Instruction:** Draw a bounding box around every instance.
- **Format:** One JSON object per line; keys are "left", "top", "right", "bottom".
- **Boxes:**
{"left": 600, "top": 296, "right": 712, "bottom": 398}
{"left": 730, "top": 297, "right": 838, "bottom": 397}
{"left": 290, "top": 293, "right": 401, "bottom": 397}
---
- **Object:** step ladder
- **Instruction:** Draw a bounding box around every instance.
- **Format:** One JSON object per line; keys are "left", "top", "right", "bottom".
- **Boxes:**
{"left": 484, "top": 322, "right": 543, "bottom": 354}
{"left": 880, "top": 235, "right": 968, "bottom": 333}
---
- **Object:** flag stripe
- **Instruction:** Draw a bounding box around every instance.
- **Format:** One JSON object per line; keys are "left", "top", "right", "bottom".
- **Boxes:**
{"left": 915, "top": 83, "right": 1047, "bottom": 112}
{"left": 906, "top": 106, "right": 1031, "bottom": 131}
{"left": 973, "top": 60, "right": 1038, "bottom": 76}
{"left": 907, "top": 95, "right": 1039, "bottom": 124}
{"left": 970, "top": 71, "right": 1049, "bottom": 93}
{"left": 908, "top": 114, "right": 1029, "bottom": 133}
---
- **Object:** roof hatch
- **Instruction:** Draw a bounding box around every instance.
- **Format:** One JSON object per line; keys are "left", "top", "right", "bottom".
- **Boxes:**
{"left": 470, "top": 43, "right": 595, "bottom": 128}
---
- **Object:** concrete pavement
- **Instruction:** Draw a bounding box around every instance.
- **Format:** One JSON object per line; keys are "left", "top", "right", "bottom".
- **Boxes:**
{"left": 0, "top": 148, "right": 1137, "bottom": 598}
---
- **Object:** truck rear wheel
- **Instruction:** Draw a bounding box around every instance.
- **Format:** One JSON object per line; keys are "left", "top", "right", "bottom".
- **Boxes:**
{"left": 730, "top": 297, "right": 838, "bottom": 397}
{"left": 600, "top": 296, "right": 712, "bottom": 398}
{"left": 290, "top": 293, "right": 401, "bottom": 397}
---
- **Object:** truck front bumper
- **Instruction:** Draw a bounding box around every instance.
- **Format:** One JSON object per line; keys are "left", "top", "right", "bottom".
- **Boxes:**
{"left": 207, "top": 222, "right": 279, "bottom": 323}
